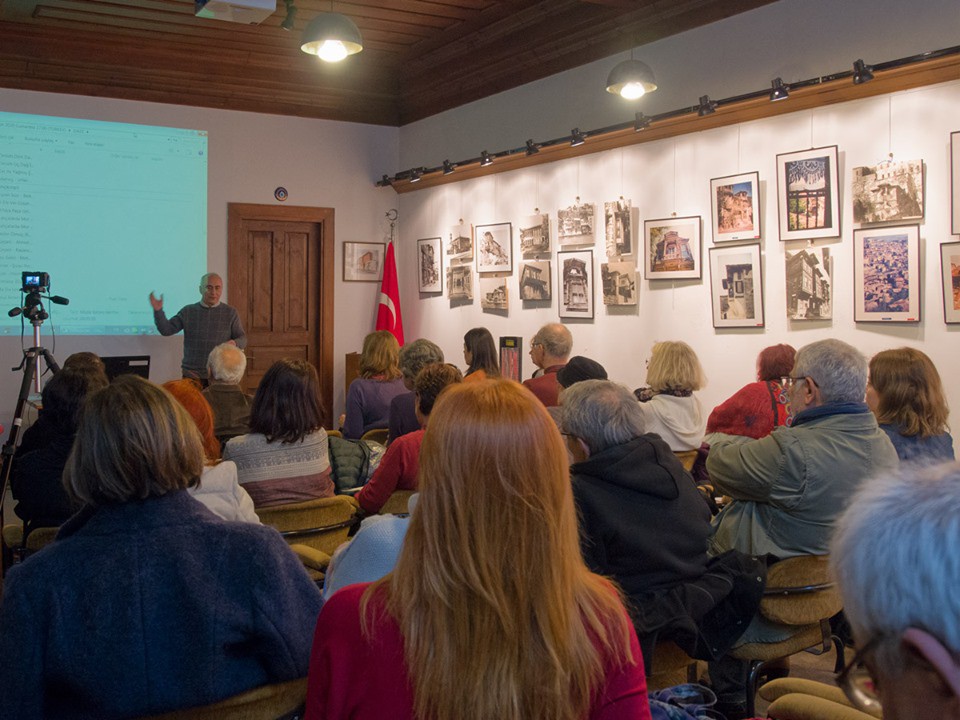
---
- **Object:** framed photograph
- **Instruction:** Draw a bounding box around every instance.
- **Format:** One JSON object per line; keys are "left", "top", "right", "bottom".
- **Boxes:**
{"left": 519, "top": 260, "right": 551, "bottom": 301}
{"left": 447, "top": 264, "right": 473, "bottom": 301}
{"left": 710, "top": 171, "right": 761, "bottom": 243}
{"left": 557, "top": 202, "right": 595, "bottom": 246}
{"left": 519, "top": 213, "right": 550, "bottom": 256}
{"left": 785, "top": 246, "right": 832, "bottom": 320}
{"left": 708, "top": 243, "right": 764, "bottom": 328}
{"left": 558, "top": 250, "right": 594, "bottom": 319}
{"left": 475, "top": 222, "right": 513, "bottom": 274}
{"left": 852, "top": 159, "right": 924, "bottom": 224}
{"left": 447, "top": 222, "right": 473, "bottom": 261}
{"left": 940, "top": 241, "right": 960, "bottom": 323}
{"left": 604, "top": 198, "right": 634, "bottom": 257}
{"left": 777, "top": 146, "right": 841, "bottom": 241}
{"left": 479, "top": 277, "right": 508, "bottom": 311}
{"left": 644, "top": 216, "right": 701, "bottom": 280}
{"left": 853, "top": 225, "right": 921, "bottom": 323}
{"left": 342, "top": 242, "right": 384, "bottom": 282}
{"left": 601, "top": 261, "right": 637, "bottom": 305}
{"left": 951, "top": 132, "right": 960, "bottom": 235}
{"left": 416, "top": 237, "right": 442, "bottom": 293}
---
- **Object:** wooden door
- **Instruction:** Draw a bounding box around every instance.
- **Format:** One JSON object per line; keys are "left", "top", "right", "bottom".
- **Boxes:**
{"left": 227, "top": 204, "right": 334, "bottom": 429}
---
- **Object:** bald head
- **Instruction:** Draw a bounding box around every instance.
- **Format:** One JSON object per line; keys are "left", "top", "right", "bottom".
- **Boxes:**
{"left": 208, "top": 342, "right": 246, "bottom": 384}
{"left": 531, "top": 323, "right": 573, "bottom": 368}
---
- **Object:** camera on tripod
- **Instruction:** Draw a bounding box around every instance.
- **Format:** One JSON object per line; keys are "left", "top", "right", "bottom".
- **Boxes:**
{"left": 21, "top": 272, "right": 50, "bottom": 294}
{"left": 8, "top": 271, "right": 68, "bottom": 323}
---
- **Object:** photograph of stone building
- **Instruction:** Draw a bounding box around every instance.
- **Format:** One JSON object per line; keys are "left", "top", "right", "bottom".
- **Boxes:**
{"left": 559, "top": 250, "right": 593, "bottom": 318}
{"left": 785, "top": 247, "right": 832, "bottom": 320}
{"left": 852, "top": 159, "right": 924, "bottom": 224}
{"left": 480, "top": 277, "right": 508, "bottom": 310}
{"left": 519, "top": 213, "right": 550, "bottom": 255}
{"left": 447, "top": 223, "right": 473, "bottom": 260}
{"left": 604, "top": 198, "right": 633, "bottom": 257}
{"left": 862, "top": 233, "right": 911, "bottom": 313}
{"left": 447, "top": 264, "right": 473, "bottom": 301}
{"left": 519, "top": 261, "right": 551, "bottom": 301}
{"left": 558, "top": 202, "right": 595, "bottom": 245}
{"left": 601, "top": 262, "right": 637, "bottom": 305}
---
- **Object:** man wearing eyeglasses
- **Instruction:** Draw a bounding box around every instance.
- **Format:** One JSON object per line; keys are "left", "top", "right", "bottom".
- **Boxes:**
{"left": 703, "top": 339, "right": 898, "bottom": 718}
{"left": 831, "top": 461, "right": 960, "bottom": 719}
{"left": 523, "top": 323, "right": 572, "bottom": 407}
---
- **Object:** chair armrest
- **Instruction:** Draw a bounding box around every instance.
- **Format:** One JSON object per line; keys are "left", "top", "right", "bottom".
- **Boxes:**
{"left": 289, "top": 544, "right": 332, "bottom": 571}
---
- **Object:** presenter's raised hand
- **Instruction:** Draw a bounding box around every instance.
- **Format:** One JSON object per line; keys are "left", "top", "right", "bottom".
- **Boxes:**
{"left": 149, "top": 292, "right": 164, "bottom": 312}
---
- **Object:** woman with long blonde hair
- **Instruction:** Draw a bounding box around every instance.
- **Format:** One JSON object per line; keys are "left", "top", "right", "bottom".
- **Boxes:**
{"left": 306, "top": 380, "right": 650, "bottom": 720}
{"left": 342, "top": 330, "right": 407, "bottom": 438}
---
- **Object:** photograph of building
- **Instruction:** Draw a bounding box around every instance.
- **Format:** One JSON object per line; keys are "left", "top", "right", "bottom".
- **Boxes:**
{"left": 604, "top": 199, "right": 632, "bottom": 257}
{"left": 863, "top": 233, "right": 910, "bottom": 313}
{"left": 519, "top": 261, "right": 551, "bottom": 301}
{"left": 447, "top": 265, "right": 473, "bottom": 301}
{"left": 562, "top": 256, "right": 590, "bottom": 313}
{"left": 852, "top": 159, "right": 924, "bottom": 223}
{"left": 479, "top": 278, "right": 508, "bottom": 310}
{"left": 785, "top": 156, "right": 832, "bottom": 231}
{"left": 716, "top": 182, "right": 755, "bottom": 234}
{"left": 785, "top": 247, "right": 832, "bottom": 320}
{"left": 649, "top": 228, "right": 695, "bottom": 273}
{"left": 519, "top": 214, "right": 550, "bottom": 255}
{"left": 558, "top": 203, "right": 594, "bottom": 245}
{"left": 601, "top": 262, "right": 637, "bottom": 305}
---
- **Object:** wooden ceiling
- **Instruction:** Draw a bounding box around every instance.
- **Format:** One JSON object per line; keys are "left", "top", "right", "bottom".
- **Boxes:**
{"left": 0, "top": 0, "right": 775, "bottom": 126}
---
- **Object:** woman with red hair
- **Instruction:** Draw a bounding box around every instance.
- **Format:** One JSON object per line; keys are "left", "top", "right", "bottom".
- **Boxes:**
{"left": 706, "top": 344, "right": 796, "bottom": 438}
{"left": 163, "top": 379, "right": 259, "bottom": 523}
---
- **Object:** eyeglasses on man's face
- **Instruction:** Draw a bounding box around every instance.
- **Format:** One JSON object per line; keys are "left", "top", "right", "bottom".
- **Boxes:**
{"left": 836, "top": 634, "right": 884, "bottom": 713}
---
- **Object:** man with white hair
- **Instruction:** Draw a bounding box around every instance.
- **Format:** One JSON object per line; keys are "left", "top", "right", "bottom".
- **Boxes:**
{"left": 705, "top": 339, "right": 899, "bottom": 718}
{"left": 831, "top": 461, "right": 960, "bottom": 720}
{"left": 523, "top": 322, "right": 572, "bottom": 407}
{"left": 202, "top": 342, "right": 253, "bottom": 442}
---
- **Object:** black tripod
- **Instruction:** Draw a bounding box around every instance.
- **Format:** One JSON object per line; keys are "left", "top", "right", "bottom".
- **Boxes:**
{"left": 0, "top": 305, "right": 60, "bottom": 569}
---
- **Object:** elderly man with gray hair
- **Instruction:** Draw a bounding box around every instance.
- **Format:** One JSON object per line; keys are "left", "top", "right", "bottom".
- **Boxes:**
{"left": 202, "top": 342, "right": 253, "bottom": 443}
{"left": 523, "top": 322, "right": 573, "bottom": 407}
{"left": 561, "top": 380, "right": 765, "bottom": 670}
{"left": 387, "top": 338, "right": 444, "bottom": 444}
{"left": 705, "top": 339, "right": 898, "bottom": 718}
{"left": 829, "top": 461, "right": 960, "bottom": 719}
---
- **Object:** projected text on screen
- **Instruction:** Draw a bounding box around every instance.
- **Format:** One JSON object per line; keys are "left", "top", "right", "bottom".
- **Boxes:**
{"left": 0, "top": 111, "right": 207, "bottom": 336}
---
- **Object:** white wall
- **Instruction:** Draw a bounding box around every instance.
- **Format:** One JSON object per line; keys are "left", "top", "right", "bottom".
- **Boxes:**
{"left": 396, "top": 80, "right": 960, "bottom": 456}
{"left": 399, "top": 0, "right": 960, "bottom": 169}
{"left": 0, "top": 89, "right": 399, "bottom": 441}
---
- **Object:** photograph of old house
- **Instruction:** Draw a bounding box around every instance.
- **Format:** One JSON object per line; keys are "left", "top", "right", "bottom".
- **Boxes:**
{"left": 343, "top": 242, "right": 384, "bottom": 282}
{"left": 785, "top": 246, "right": 832, "bottom": 320}
{"left": 480, "top": 277, "right": 508, "bottom": 310}
{"left": 476, "top": 222, "right": 512, "bottom": 273}
{"left": 941, "top": 241, "right": 960, "bottom": 323}
{"left": 558, "top": 250, "right": 593, "bottom": 319}
{"left": 447, "top": 264, "right": 473, "bottom": 301}
{"left": 601, "top": 262, "right": 637, "bottom": 306}
{"left": 645, "top": 217, "right": 701, "bottom": 280}
{"left": 447, "top": 223, "right": 473, "bottom": 260}
{"left": 852, "top": 159, "right": 924, "bottom": 224}
{"left": 520, "top": 214, "right": 550, "bottom": 255}
{"left": 417, "top": 237, "right": 442, "bottom": 293}
{"left": 711, "top": 171, "right": 761, "bottom": 242}
{"left": 709, "top": 243, "right": 764, "bottom": 328}
{"left": 777, "top": 146, "right": 840, "bottom": 241}
{"left": 854, "top": 225, "right": 920, "bottom": 322}
{"left": 519, "top": 260, "right": 551, "bottom": 301}
{"left": 557, "top": 202, "right": 595, "bottom": 245}
{"left": 604, "top": 198, "right": 633, "bottom": 257}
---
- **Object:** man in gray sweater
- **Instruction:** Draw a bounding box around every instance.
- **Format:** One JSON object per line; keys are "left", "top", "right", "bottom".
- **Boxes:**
{"left": 150, "top": 273, "right": 246, "bottom": 381}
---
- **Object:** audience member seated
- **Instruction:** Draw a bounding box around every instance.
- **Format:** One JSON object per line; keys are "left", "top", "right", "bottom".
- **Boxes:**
{"left": 356, "top": 363, "right": 462, "bottom": 515}
{"left": 706, "top": 343, "right": 795, "bottom": 438}
{"left": 306, "top": 380, "right": 651, "bottom": 720}
{"left": 705, "top": 339, "right": 899, "bottom": 718}
{"left": 830, "top": 461, "right": 960, "bottom": 720}
{"left": 163, "top": 379, "right": 259, "bottom": 524}
{"left": 634, "top": 341, "right": 706, "bottom": 451}
{"left": 522, "top": 323, "right": 572, "bottom": 407}
{"left": 548, "top": 355, "right": 609, "bottom": 428}
{"left": 321, "top": 494, "right": 419, "bottom": 604}
{"left": 866, "top": 347, "right": 954, "bottom": 462}
{"left": 387, "top": 338, "right": 444, "bottom": 444}
{"left": 225, "top": 359, "right": 334, "bottom": 507}
{"left": 0, "top": 375, "right": 322, "bottom": 720}
{"left": 11, "top": 367, "right": 109, "bottom": 535}
{"left": 14, "top": 352, "right": 109, "bottom": 458}
{"left": 461, "top": 326, "right": 500, "bottom": 383}
{"left": 561, "top": 380, "right": 764, "bottom": 666}
{"left": 203, "top": 342, "right": 254, "bottom": 443}
{"left": 342, "top": 330, "right": 406, "bottom": 439}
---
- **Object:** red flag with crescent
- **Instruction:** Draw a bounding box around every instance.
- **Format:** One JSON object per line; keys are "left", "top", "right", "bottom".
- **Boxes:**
{"left": 376, "top": 241, "right": 404, "bottom": 345}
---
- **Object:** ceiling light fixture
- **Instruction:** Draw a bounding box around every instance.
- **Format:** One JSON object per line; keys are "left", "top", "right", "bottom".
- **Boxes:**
{"left": 410, "top": 168, "right": 423, "bottom": 183}
{"left": 769, "top": 77, "right": 789, "bottom": 101}
{"left": 697, "top": 95, "right": 718, "bottom": 116}
{"left": 570, "top": 128, "right": 586, "bottom": 147}
{"left": 442, "top": 160, "right": 454, "bottom": 175}
{"left": 852, "top": 59, "right": 874, "bottom": 84}
{"left": 525, "top": 139, "right": 540, "bottom": 156}
{"left": 605, "top": 58, "right": 658, "bottom": 100}
{"left": 634, "top": 112, "right": 651, "bottom": 132}
{"left": 480, "top": 151, "right": 493, "bottom": 167}
{"left": 280, "top": 0, "right": 297, "bottom": 30}
{"left": 300, "top": 6, "right": 363, "bottom": 63}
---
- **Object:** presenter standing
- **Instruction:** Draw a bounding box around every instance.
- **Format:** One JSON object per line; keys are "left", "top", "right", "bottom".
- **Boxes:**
{"left": 150, "top": 273, "right": 247, "bottom": 382}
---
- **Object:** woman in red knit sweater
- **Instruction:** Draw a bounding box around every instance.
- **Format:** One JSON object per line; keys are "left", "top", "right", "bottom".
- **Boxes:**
{"left": 306, "top": 380, "right": 651, "bottom": 720}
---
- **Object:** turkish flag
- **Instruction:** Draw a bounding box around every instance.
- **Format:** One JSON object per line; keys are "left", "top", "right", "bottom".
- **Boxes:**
{"left": 376, "top": 241, "right": 404, "bottom": 345}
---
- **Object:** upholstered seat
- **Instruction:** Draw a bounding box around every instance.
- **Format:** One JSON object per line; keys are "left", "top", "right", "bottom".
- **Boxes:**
{"left": 378, "top": 489, "right": 415, "bottom": 515}
{"left": 1, "top": 524, "right": 59, "bottom": 575}
{"left": 761, "top": 678, "right": 881, "bottom": 720}
{"left": 139, "top": 677, "right": 308, "bottom": 720}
